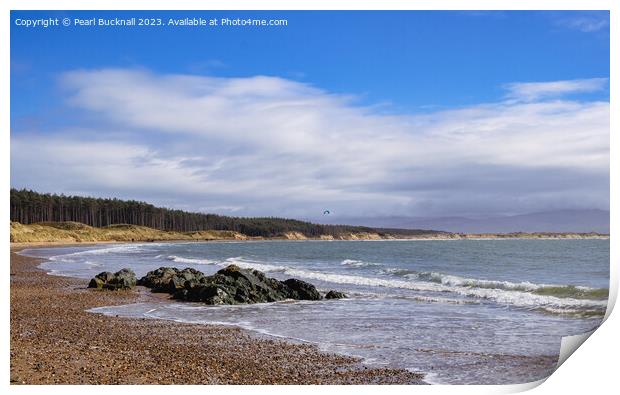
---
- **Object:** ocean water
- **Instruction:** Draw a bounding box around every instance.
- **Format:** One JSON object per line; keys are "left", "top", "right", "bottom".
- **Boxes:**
{"left": 20, "top": 239, "right": 609, "bottom": 384}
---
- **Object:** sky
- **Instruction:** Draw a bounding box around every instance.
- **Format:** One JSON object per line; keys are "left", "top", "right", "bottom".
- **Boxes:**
{"left": 10, "top": 10, "right": 610, "bottom": 220}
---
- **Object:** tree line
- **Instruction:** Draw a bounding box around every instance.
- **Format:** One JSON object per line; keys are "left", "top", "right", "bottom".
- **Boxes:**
{"left": 10, "top": 188, "right": 434, "bottom": 237}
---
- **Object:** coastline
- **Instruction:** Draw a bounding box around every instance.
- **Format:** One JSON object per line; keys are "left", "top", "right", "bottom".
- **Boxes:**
{"left": 10, "top": 233, "right": 609, "bottom": 250}
{"left": 10, "top": 246, "right": 426, "bottom": 384}
{"left": 10, "top": 221, "right": 608, "bottom": 246}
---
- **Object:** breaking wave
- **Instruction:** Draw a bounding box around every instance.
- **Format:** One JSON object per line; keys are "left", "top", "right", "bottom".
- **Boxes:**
{"left": 47, "top": 244, "right": 151, "bottom": 261}
{"left": 166, "top": 255, "right": 218, "bottom": 265}
{"left": 217, "top": 257, "right": 608, "bottom": 316}
{"left": 340, "top": 259, "right": 380, "bottom": 268}
{"left": 401, "top": 271, "right": 608, "bottom": 300}
{"left": 223, "top": 257, "right": 288, "bottom": 273}
{"left": 37, "top": 242, "right": 608, "bottom": 318}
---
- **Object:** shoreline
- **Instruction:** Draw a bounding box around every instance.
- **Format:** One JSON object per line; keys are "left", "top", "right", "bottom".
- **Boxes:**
{"left": 10, "top": 246, "right": 426, "bottom": 384}
{"left": 10, "top": 232, "right": 610, "bottom": 250}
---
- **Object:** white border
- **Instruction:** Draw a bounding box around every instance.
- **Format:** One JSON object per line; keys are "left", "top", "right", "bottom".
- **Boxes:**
{"left": 2, "top": 1, "right": 616, "bottom": 395}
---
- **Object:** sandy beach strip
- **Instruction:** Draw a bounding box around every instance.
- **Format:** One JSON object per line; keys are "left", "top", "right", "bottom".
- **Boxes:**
{"left": 10, "top": 246, "right": 426, "bottom": 384}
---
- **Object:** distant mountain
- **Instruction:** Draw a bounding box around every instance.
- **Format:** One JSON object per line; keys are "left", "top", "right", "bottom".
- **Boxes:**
{"left": 315, "top": 209, "right": 610, "bottom": 234}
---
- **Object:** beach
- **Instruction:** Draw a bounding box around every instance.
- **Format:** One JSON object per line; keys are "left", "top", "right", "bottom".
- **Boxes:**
{"left": 12, "top": 238, "right": 608, "bottom": 385}
{"left": 9, "top": 246, "right": 426, "bottom": 385}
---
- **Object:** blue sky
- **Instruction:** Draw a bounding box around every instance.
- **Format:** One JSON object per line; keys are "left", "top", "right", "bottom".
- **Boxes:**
{"left": 10, "top": 11, "right": 610, "bottom": 219}
{"left": 11, "top": 11, "right": 610, "bottom": 118}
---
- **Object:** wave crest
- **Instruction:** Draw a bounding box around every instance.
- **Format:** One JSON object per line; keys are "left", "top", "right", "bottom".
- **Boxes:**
{"left": 341, "top": 259, "right": 380, "bottom": 267}
{"left": 166, "top": 255, "right": 217, "bottom": 265}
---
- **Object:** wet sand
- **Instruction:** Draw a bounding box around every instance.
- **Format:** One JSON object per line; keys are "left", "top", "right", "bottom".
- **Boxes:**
{"left": 10, "top": 247, "right": 425, "bottom": 384}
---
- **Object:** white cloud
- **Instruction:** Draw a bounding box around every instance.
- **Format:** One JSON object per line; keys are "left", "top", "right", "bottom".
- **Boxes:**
{"left": 10, "top": 70, "right": 610, "bottom": 218}
{"left": 557, "top": 15, "right": 609, "bottom": 33}
{"left": 10, "top": 137, "right": 211, "bottom": 197}
{"left": 503, "top": 78, "right": 608, "bottom": 102}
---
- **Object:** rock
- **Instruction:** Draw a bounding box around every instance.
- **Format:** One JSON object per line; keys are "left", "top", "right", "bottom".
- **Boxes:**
{"left": 325, "top": 290, "right": 347, "bottom": 299}
{"left": 177, "top": 283, "right": 236, "bottom": 305}
{"left": 108, "top": 268, "right": 137, "bottom": 290}
{"left": 88, "top": 269, "right": 136, "bottom": 290}
{"left": 88, "top": 277, "right": 105, "bottom": 289}
{"left": 136, "top": 267, "right": 176, "bottom": 290}
{"left": 140, "top": 264, "right": 340, "bottom": 306}
{"left": 283, "top": 278, "right": 322, "bottom": 300}
{"left": 175, "top": 265, "right": 291, "bottom": 305}
{"left": 137, "top": 267, "right": 205, "bottom": 293}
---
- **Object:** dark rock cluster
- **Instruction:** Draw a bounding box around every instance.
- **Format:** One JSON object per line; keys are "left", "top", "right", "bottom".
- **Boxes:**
{"left": 325, "top": 290, "right": 347, "bottom": 299}
{"left": 135, "top": 267, "right": 203, "bottom": 293}
{"left": 88, "top": 269, "right": 137, "bottom": 290}
{"left": 136, "top": 264, "right": 346, "bottom": 305}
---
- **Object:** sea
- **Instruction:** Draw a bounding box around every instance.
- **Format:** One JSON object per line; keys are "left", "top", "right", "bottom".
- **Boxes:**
{"left": 19, "top": 238, "right": 609, "bottom": 384}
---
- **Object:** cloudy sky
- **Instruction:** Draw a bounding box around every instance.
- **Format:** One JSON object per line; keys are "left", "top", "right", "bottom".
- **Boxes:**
{"left": 10, "top": 11, "right": 609, "bottom": 220}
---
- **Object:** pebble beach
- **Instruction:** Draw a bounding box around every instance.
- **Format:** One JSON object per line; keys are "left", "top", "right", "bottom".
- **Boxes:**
{"left": 10, "top": 247, "right": 426, "bottom": 385}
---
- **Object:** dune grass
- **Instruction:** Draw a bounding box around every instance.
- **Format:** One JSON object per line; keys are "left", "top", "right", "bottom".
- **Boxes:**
{"left": 10, "top": 221, "right": 248, "bottom": 243}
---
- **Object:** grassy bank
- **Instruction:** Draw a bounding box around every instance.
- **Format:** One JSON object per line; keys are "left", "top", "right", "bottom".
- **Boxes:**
{"left": 10, "top": 221, "right": 608, "bottom": 244}
{"left": 10, "top": 221, "right": 248, "bottom": 244}
{"left": 9, "top": 221, "right": 398, "bottom": 243}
